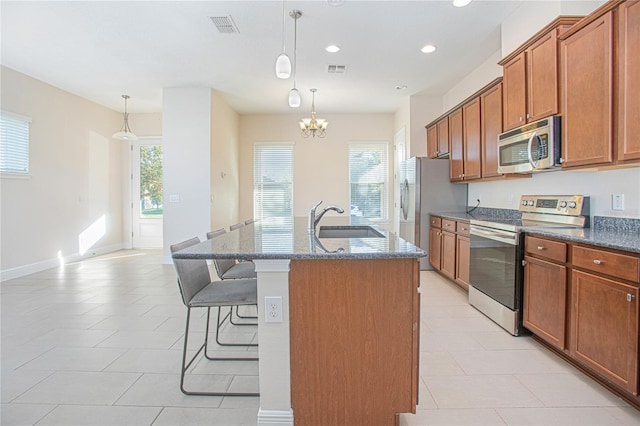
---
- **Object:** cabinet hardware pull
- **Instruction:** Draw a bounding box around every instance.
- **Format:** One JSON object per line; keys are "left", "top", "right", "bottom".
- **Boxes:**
{"left": 526, "top": 113, "right": 530, "bottom": 119}
{"left": 537, "top": 246, "right": 545, "bottom": 250}
{"left": 519, "top": 116, "right": 524, "bottom": 122}
{"left": 593, "top": 259, "right": 603, "bottom": 265}
{"left": 627, "top": 294, "right": 635, "bottom": 302}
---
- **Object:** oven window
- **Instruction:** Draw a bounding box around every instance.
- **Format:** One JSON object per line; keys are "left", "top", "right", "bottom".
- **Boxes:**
{"left": 499, "top": 139, "right": 529, "bottom": 166}
{"left": 469, "top": 235, "right": 518, "bottom": 310}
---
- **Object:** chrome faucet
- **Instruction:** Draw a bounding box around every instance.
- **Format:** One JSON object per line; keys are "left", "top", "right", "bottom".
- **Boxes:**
{"left": 308, "top": 200, "right": 344, "bottom": 233}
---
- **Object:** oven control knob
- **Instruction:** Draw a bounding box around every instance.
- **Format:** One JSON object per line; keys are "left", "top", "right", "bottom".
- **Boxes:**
{"left": 521, "top": 200, "right": 528, "bottom": 207}
{"left": 559, "top": 201, "right": 568, "bottom": 208}
{"left": 527, "top": 200, "right": 535, "bottom": 207}
{"left": 568, "top": 201, "right": 577, "bottom": 209}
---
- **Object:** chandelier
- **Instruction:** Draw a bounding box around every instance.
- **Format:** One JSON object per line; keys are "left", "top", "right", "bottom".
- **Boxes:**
{"left": 299, "top": 89, "right": 328, "bottom": 139}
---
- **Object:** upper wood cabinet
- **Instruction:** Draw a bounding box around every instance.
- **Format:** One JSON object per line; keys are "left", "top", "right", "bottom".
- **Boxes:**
{"left": 560, "top": 12, "right": 614, "bottom": 168}
{"left": 500, "top": 17, "right": 582, "bottom": 132}
{"left": 480, "top": 82, "right": 503, "bottom": 179}
{"left": 617, "top": 0, "right": 640, "bottom": 163}
{"left": 502, "top": 52, "right": 527, "bottom": 131}
{"left": 558, "top": 0, "right": 640, "bottom": 169}
{"left": 462, "top": 97, "right": 482, "bottom": 180}
{"left": 449, "top": 108, "right": 464, "bottom": 181}
{"left": 426, "top": 117, "right": 450, "bottom": 159}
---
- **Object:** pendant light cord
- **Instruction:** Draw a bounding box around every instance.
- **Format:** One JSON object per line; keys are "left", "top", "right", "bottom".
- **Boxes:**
{"left": 292, "top": 12, "right": 297, "bottom": 88}
{"left": 281, "top": 1, "right": 286, "bottom": 53}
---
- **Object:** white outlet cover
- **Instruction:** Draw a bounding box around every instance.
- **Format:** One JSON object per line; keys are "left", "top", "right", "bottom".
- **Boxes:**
{"left": 264, "top": 296, "right": 283, "bottom": 323}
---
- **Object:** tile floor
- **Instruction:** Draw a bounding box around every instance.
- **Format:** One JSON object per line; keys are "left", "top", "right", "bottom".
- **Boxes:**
{"left": 1, "top": 249, "right": 639, "bottom": 425}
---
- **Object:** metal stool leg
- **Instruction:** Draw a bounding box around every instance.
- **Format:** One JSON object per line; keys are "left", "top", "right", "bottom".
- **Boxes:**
{"left": 180, "top": 307, "right": 259, "bottom": 396}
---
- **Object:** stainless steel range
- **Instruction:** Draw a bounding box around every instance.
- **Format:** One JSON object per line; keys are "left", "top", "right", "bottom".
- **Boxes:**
{"left": 468, "top": 195, "right": 590, "bottom": 336}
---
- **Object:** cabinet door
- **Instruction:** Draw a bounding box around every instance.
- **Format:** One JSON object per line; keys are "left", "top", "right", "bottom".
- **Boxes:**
{"left": 462, "top": 97, "right": 482, "bottom": 180}
{"left": 429, "top": 227, "right": 442, "bottom": 270}
{"left": 617, "top": 0, "right": 640, "bottom": 162}
{"left": 449, "top": 108, "right": 464, "bottom": 181}
{"left": 527, "top": 30, "right": 559, "bottom": 122}
{"left": 441, "top": 231, "right": 456, "bottom": 280}
{"left": 570, "top": 270, "right": 638, "bottom": 393}
{"left": 426, "top": 124, "right": 438, "bottom": 158}
{"left": 455, "top": 235, "right": 470, "bottom": 290}
{"left": 560, "top": 13, "right": 614, "bottom": 168}
{"left": 481, "top": 82, "right": 503, "bottom": 178}
{"left": 524, "top": 256, "right": 567, "bottom": 349}
{"left": 502, "top": 52, "right": 527, "bottom": 131}
{"left": 437, "top": 116, "right": 450, "bottom": 157}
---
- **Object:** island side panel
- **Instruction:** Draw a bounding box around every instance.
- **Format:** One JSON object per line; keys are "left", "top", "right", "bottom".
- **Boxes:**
{"left": 289, "top": 258, "right": 419, "bottom": 425}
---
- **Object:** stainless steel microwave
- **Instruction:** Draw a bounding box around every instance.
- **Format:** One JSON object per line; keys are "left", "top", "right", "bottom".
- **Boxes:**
{"left": 497, "top": 116, "right": 561, "bottom": 174}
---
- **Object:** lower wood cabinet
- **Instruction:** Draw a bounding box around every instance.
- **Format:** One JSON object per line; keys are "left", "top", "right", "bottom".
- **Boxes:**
{"left": 441, "top": 229, "right": 456, "bottom": 280}
{"left": 523, "top": 234, "right": 640, "bottom": 398}
{"left": 523, "top": 256, "right": 567, "bottom": 349}
{"left": 429, "top": 216, "right": 469, "bottom": 290}
{"left": 289, "top": 259, "right": 420, "bottom": 425}
{"left": 570, "top": 270, "right": 639, "bottom": 394}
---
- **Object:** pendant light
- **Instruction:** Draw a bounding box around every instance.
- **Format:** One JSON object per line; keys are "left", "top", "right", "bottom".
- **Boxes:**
{"left": 288, "top": 10, "right": 302, "bottom": 108}
{"left": 275, "top": 0, "right": 291, "bottom": 79}
{"left": 112, "top": 95, "right": 138, "bottom": 141}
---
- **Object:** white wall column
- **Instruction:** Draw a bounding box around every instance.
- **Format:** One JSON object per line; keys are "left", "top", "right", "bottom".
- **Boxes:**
{"left": 254, "top": 259, "right": 294, "bottom": 426}
{"left": 162, "top": 88, "right": 212, "bottom": 262}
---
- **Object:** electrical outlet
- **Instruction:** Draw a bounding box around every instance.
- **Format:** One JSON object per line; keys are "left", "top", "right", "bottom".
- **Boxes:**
{"left": 612, "top": 194, "right": 625, "bottom": 211}
{"left": 264, "top": 296, "right": 283, "bottom": 323}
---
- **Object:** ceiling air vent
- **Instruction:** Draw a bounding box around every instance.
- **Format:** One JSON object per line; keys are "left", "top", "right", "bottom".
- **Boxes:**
{"left": 210, "top": 15, "right": 240, "bottom": 34}
{"left": 327, "top": 64, "right": 348, "bottom": 74}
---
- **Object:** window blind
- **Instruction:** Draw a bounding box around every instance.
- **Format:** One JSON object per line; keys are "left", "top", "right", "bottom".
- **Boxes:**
{"left": 349, "top": 142, "right": 388, "bottom": 220}
{"left": 0, "top": 112, "right": 31, "bottom": 174}
{"left": 253, "top": 143, "right": 294, "bottom": 220}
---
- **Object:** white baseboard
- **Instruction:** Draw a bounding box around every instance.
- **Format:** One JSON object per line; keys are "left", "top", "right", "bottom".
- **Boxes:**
{"left": 257, "top": 408, "right": 294, "bottom": 425}
{"left": 1, "top": 243, "right": 126, "bottom": 282}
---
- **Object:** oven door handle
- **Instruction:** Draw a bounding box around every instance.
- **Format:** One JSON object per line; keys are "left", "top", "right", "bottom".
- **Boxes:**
{"left": 470, "top": 225, "right": 518, "bottom": 246}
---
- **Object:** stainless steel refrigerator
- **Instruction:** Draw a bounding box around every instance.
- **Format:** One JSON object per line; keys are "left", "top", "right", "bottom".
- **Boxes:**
{"left": 398, "top": 157, "right": 467, "bottom": 270}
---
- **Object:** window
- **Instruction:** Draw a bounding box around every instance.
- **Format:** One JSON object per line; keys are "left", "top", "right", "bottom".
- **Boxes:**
{"left": 0, "top": 111, "right": 31, "bottom": 175}
{"left": 349, "top": 142, "right": 389, "bottom": 221}
{"left": 253, "top": 143, "right": 294, "bottom": 221}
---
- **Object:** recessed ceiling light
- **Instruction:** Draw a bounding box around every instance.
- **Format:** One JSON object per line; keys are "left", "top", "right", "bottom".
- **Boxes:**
{"left": 326, "top": 45, "right": 341, "bottom": 53}
{"left": 421, "top": 44, "right": 437, "bottom": 54}
{"left": 395, "top": 85, "right": 407, "bottom": 91}
{"left": 327, "top": 0, "right": 346, "bottom": 6}
{"left": 453, "top": 0, "right": 473, "bottom": 7}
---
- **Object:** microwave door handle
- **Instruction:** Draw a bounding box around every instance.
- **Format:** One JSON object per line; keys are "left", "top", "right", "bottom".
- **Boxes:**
{"left": 527, "top": 132, "right": 539, "bottom": 169}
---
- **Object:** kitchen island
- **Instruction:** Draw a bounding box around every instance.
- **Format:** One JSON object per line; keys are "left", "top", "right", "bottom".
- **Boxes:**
{"left": 172, "top": 216, "right": 426, "bottom": 426}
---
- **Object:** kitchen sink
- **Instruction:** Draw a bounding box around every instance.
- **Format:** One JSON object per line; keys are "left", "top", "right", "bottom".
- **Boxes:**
{"left": 317, "top": 225, "right": 385, "bottom": 239}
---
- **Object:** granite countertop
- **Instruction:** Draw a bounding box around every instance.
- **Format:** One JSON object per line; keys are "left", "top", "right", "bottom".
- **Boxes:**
{"left": 431, "top": 209, "right": 640, "bottom": 254}
{"left": 171, "top": 216, "right": 427, "bottom": 260}
{"left": 524, "top": 226, "right": 640, "bottom": 254}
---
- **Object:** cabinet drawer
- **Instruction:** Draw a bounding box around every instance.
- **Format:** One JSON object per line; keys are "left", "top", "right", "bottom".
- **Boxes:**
{"left": 430, "top": 216, "right": 442, "bottom": 228}
{"left": 525, "top": 236, "right": 567, "bottom": 263}
{"left": 442, "top": 219, "right": 456, "bottom": 232}
{"left": 456, "top": 221, "right": 470, "bottom": 236}
{"left": 572, "top": 245, "right": 640, "bottom": 283}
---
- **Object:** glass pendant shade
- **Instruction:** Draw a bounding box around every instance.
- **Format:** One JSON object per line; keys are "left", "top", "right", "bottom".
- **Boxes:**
{"left": 275, "top": 53, "right": 292, "bottom": 79}
{"left": 288, "top": 87, "right": 301, "bottom": 107}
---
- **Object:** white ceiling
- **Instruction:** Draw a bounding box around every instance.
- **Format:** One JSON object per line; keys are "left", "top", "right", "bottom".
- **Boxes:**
{"left": 1, "top": 0, "right": 527, "bottom": 115}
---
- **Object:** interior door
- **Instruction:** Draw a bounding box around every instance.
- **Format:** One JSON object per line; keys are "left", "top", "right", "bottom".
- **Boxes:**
{"left": 131, "top": 139, "right": 163, "bottom": 248}
{"left": 393, "top": 128, "right": 406, "bottom": 236}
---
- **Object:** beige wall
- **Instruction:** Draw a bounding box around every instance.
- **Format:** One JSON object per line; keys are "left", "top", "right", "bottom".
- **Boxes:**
{"left": 1, "top": 66, "right": 126, "bottom": 276}
{"left": 238, "top": 113, "right": 394, "bottom": 223}
{"left": 211, "top": 90, "right": 240, "bottom": 230}
{"left": 129, "top": 113, "right": 162, "bottom": 137}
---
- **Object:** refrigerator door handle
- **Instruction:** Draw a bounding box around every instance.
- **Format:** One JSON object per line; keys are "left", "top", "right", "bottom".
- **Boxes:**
{"left": 400, "top": 179, "right": 409, "bottom": 220}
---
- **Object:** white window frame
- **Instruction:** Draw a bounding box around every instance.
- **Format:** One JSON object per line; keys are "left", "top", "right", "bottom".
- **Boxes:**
{"left": 0, "top": 111, "right": 32, "bottom": 178}
{"left": 348, "top": 142, "right": 389, "bottom": 222}
{"left": 253, "top": 142, "right": 295, "bottom": 221}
